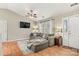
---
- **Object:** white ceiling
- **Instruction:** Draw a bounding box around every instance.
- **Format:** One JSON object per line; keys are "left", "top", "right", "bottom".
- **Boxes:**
{"left": 0, "top": 3, "right": 79, "bottom": 20}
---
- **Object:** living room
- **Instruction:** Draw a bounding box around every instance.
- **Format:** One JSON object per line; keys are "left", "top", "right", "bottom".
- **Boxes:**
{"left": 0, "top": 3, "right": 79, "bottom": 56}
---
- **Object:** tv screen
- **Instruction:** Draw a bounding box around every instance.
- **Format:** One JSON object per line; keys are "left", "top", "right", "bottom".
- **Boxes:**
{"left": 20, "top": 22, "right": 30, "bottom": 28}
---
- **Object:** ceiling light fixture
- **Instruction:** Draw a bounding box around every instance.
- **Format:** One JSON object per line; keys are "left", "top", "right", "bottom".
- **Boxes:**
{"left": 25, "top": 9, "right": 38, "bottom": 19}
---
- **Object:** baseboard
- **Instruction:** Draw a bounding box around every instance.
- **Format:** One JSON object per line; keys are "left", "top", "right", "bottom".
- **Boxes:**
{"left": 2, "top": 38, "right": 29, "bottom": 43}
{"left": 62, "top": 45, "right": 79, "bottom": 52}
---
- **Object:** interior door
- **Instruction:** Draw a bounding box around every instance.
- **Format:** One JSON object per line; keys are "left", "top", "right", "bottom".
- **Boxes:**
{"left": 69, "top": 15, "right": 79, "bottom": 49}
{"left": 0, "top": 20, "right": 7, "bottom": 42}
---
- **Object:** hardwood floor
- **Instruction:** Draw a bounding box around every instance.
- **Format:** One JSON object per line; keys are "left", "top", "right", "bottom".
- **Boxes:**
{"left": 2, "top": 41, "right": 23, "bottom": 56}
{"left": 2, "top": 41, "right": 79, "bottom": 56}
{"left": 25, "top": 46, "right": 78, "bottom": 56}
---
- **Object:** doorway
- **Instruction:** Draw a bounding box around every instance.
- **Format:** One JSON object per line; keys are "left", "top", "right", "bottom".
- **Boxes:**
{"left": 0, "top": 20, "right": 7, "bottom": 42}
{"left": 0, "top": 19, "right": 7, "bottom": 56}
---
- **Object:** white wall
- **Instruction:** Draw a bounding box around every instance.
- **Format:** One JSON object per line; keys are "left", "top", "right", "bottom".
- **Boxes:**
{"left": 0, "top": 9, "right": 35, "bottom": 41}
{"left": 53, "top": 9, "right": 79, "bottom": 33}
{"left": 53, "top": 9, "right": 79, "bottom": 48}
{"left": 53, "top": 16, "right": 62, "bottom": 31}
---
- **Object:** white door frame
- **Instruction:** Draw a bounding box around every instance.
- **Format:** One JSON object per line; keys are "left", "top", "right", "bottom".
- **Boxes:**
{"left": 0, "top": 19, "right": 7, "bottom": 56}
{"left": 62, "top": 17, "right": 69, "bottom": 46}
{"left": 0, "top": 20, "right": 7, "bottom": 42}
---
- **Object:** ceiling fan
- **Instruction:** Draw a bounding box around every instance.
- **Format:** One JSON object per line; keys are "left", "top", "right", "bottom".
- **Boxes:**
{"left": 25, "top": 10, "right": 38, "bottom": 19}
{"left": 70, "top": 3, "right": 79, "bottom": 7}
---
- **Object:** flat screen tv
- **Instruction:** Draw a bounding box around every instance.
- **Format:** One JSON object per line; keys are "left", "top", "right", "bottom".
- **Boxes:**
{"left": 20, "top": 21, "right": 30, "bottom": 28}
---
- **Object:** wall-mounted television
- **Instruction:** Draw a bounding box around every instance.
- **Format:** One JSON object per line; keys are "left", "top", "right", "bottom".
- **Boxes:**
{"left": 20, "top": 21, "right": 30, "bottom": 28}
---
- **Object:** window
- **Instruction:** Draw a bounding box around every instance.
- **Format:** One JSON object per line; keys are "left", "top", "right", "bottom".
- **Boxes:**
{"left": 38, "top": 19, "right": 54, "bottom": 34}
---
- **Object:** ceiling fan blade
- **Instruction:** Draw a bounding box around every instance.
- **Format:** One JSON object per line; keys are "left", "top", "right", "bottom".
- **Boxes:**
{"left": 30, "top": 10, "right": 33, "bottom": 13}
{"left": 70, "top": 3, "right": 79, "bottom": 7}
{"left": 34, "top": 15, "right": 37, "bottom": 18}
{"left": 27, "top": 13, "right": 31, "bottom": 15}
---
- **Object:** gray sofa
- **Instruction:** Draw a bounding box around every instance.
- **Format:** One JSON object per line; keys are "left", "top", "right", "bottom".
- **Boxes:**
{"left": 27, "top": 33, "right": 48, "bottom": 52}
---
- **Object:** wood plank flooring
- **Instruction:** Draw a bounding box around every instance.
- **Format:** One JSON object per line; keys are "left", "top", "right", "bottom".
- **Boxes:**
{"left": 2, "top": 41, "right": 79, "bottom": 56}
{"left": 2, "top": 41, "right": 23, "bottom": 56}
{"left": 25, "top": 46, "right": 78, "bottom": 56}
